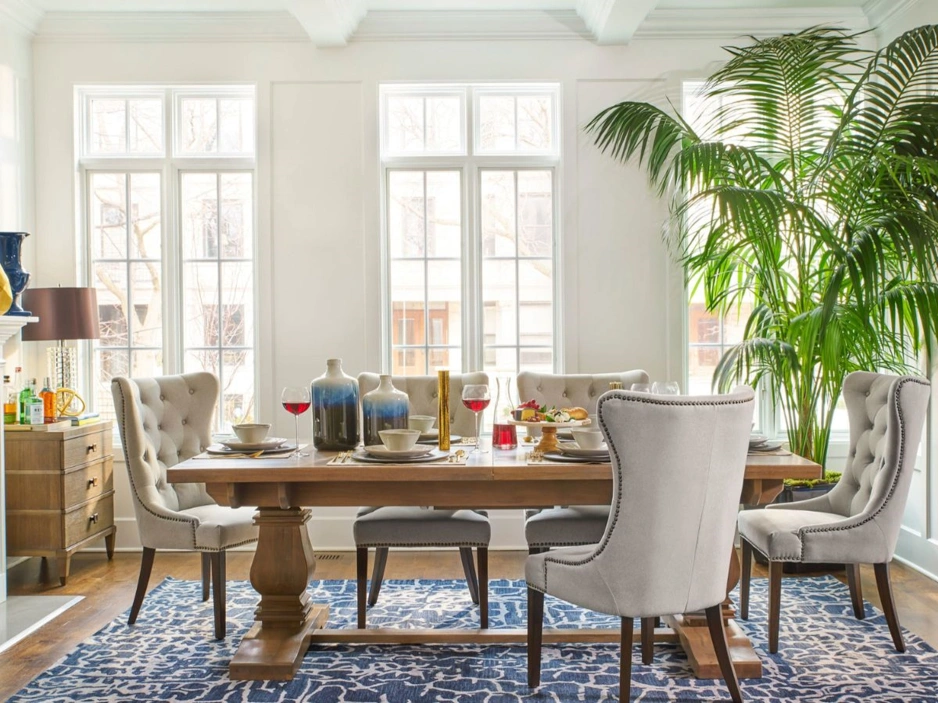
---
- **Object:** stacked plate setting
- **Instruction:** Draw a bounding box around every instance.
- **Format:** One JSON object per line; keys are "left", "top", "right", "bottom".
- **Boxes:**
{"left": 544, "top": 441, "right": 611, "bottom": 463}
{"left": 749, "top": 434, "right": 783, "bottom": 453}
{"left": 354, "top": 445, "right": 450, "bottom": 463}
{"left": 415, "top": 430, "right": 463, "bottom": 445}
{"left": 207, "top": 437, "right": 296, "bottom": 455}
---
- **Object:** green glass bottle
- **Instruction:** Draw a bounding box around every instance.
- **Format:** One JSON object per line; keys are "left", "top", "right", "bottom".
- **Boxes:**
{"left": 19, "top": 378, "right": 35, "bottom": 425}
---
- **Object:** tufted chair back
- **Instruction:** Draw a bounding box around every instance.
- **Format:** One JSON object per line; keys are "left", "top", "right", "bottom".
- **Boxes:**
{"left": 358, "top": 372, "right": 489, "bottom": 437}
{"left": 112, "top": 373, "right": 219, "bottom": 549}
{"left": 517, "top": 370, "right": 650, "bottom": 416}
{"left": 826, "top": 371, "right": 931, "bottom": 529}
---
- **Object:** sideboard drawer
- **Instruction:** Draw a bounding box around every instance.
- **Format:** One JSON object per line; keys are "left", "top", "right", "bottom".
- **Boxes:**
{"left": 63, "top": 430, "right": 109, "bottom": 469}
{"left": 64, "top": 459, "right": 114, "bottom": 508}
{"left": 64, "top": 492, "right": 114, "bottom": 547}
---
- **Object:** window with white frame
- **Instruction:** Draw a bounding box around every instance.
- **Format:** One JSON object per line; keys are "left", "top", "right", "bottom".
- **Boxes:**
{"left": 381, "top": 83, "right": 560, "bottom": 376}
{"left": 79, "top": 86, "right": 256, "bottom": 432}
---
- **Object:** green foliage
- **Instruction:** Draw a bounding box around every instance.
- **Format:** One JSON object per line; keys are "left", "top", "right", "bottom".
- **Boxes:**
{"left": 587, "top": 26, "right": 938, "bottom": 470}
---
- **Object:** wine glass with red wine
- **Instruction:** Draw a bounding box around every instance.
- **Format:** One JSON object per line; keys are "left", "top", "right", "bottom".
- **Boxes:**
{"left": 281, "top": 386, "right": 311, "bottom": 457}
{"left": 461, "top": 384, "right": 491, "bottom": 453}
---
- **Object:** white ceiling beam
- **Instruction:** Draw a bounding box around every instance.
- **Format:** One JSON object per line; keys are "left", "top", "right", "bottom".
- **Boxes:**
{"left": 286, "top": 0, "right": 366, "bottom": 47}
{"left": 0, "top": 0, "right": 44, "bottom": 35}
{"left": 577, "top": 0, "right": 659, "bottom": 45}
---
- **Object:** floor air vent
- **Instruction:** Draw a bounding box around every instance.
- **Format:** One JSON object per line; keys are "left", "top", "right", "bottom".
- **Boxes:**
{"left": 317, "top": 553, "right": 342, "bottom": 561}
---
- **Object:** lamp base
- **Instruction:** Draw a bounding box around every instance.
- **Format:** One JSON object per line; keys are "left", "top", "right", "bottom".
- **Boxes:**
{"left": 47, "top": 346, "right": 78, "bottom": 392}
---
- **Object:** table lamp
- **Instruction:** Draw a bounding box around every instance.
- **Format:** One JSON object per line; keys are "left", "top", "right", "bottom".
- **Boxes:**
{"left": 22, "top": 287, "right": 100, "bottom": 397}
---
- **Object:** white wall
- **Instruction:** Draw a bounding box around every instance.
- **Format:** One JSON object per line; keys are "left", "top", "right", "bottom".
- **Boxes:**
{"left": 878, "top": 1, "right": 938, "bottom": 44}
{"left": 0, "top": 20, "right": 34, "bottom": 598}
{"left": 29, "top": 37, "right": 719, "bottom": 549}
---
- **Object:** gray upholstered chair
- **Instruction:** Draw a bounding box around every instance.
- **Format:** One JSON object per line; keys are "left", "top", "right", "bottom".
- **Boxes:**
{"left": 527, "top": 387, "right": 755, "bottom": 702}
{"left": 738, "top": 372, "right": 930, "bottom": 654}
{"left": 354, "top": 372, "right": 491, "bottom": 628}
{"left": 111, "top": 373, "right": 258, "bottom": 639}
{"left": 517, "top": 370, "right": 649, "bottom": 553}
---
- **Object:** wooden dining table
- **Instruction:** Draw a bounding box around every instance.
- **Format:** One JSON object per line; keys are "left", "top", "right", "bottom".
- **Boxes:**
{"left": 167, "top": 446, "right": 821, "bottom": 682}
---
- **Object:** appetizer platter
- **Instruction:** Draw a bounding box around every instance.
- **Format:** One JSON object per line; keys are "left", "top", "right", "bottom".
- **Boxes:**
{"left": 508, "top": 399, "right": 591, "bottom": 452}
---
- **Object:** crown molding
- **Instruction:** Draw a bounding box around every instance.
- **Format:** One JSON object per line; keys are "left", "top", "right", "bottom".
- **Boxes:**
{"left": 863, "top": 0, "right": 917, "bottom": 29}
{"left": 635, "top": 7, "right": 871, "bottom": 39}
{"left": 286, "top": 0, "right": 366, "bottom": 47}
{"left": 34, "top": 11, "right": 309, "bottom": 43}
{"left": 353, "top": 10, "right": 591, "bottom": 42}
{"left": 0, "top": 0, "right": 44, "bottom": 36}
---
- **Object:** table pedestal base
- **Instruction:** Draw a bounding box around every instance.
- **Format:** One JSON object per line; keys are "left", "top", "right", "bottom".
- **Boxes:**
{"left": 666, "top": 614, "right": 762, "bottom": 679}
{"left": 231, "top": 604, "right": 330, "bottom": 680}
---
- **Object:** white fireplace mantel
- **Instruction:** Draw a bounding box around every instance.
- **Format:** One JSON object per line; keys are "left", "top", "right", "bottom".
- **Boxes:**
{"left": 0, "top": 316, "right": 38, "bottom": 603}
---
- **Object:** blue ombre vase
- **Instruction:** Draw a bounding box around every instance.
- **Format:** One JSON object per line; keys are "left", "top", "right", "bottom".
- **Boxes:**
{"left": 0, "top": 232, "right": 30, "bottom": 316}
{"left": 311, "top": 358, "right": 360, "bottom": 450}
{"left": 361, "top": 374, "right": 408, "bottom": 447}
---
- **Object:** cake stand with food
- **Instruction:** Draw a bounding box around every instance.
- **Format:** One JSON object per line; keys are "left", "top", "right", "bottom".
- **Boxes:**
{"left": 508, "top": 400, "right": 591, "bottom": 453}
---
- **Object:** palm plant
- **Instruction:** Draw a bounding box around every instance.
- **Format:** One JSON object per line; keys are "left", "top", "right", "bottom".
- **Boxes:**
{"left": 587, "top": 25, "right": 938, "bottom": 470}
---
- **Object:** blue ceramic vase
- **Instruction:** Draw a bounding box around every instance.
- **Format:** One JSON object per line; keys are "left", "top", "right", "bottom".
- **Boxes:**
{"left": 311, "top": 358, "right": 359, "bottom": 450}
{"left": 361, "top": 374, "right": 409, "bottom": 447}
{"left": 0, "top": 232, "right": 30, "bottom": 316}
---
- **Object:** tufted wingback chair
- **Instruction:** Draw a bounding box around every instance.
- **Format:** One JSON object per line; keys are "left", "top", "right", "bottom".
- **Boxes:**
{"left": 527, "top": 387, "right": 755, "bottom": 702}
{"left": 519, "top": 370, "right": 650, "bottom": 554}
{"left": 517, "top": 370, "right": 650, "bottom": 416}
{"left": 738, "top": 371, "right": 931, "bottom": 654}
{"left": 353, "top": 371, "right": 492, "bottom": 628}
{"left": 112, "top": 373, "right": 258, "bottom": 639}
{"left": 358, "top": 372, "right": 487, "bottom": 437}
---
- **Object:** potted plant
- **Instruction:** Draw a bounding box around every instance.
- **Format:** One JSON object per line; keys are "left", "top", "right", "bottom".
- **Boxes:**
{"left": 587, "top": 26, "right": 938, "bottom": 480}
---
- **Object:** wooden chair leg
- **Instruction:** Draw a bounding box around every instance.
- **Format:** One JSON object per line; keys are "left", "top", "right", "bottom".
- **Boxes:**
{"left": 210, "top": 551, "right": 226, "bottom": 640}
{"left": 477, "top": 547, "right": 488, "bottom": 629}
{"left": 641, "top": 617, "right": 655, "bottom": 664}
{"left": 874, "top": 562, "right": 905, "bottom": 652}
{"left": 201, "top": 553, "right": 211, "bottom": 602}
{"left": 459, "top": 547, "right": 481, "bottom": 605}
{"left": 846, "top": 563, "right": 865, "bottom": 620}
{"left": 129, "top": 547, "right": 156, "bottom": 626}
{"left": 768, "top": 560, "right": 783, "bottom": 654}
{"left": 621, "top": 616, "right": 634, "bottom": 701}
{"left": 356, "top": 547, "right": 368, "bottom": 629}
{"left": 368, "top": 547, "right": 389, "bottom": 607}
{"left": 740, "top": 538, "right": 753, "bottom": 620}
{"left": 527, "top": 588, "right": 544, "bottom": 688}
{"left": 706, "top": 604, "right": 742, "bottom": 703}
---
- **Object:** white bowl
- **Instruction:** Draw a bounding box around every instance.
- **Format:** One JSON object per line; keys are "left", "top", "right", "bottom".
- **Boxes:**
{"left": 408, "top": 415, "right": 436, "bottom": 432}
{"left": 232, "top": 423, "right": 270, "bottom": 444}
{"left": 570, "top": 428, "right": 605, "bottom": 450}
{"left": 379, "top": 429, "right": 421, "bottom": 451}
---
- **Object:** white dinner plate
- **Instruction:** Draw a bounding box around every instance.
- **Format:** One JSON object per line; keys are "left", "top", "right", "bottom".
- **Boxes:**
{"left": 557, "top": 442, "right": 610, "bottom": 459}
{"left": 542, "top": 451, "right": 607, "bottom": 464}
{"left": 417, "top": 433, "right": 463, "bottom": 445}
{"left": 749, "top": 434, "right": 768, "bottom": 446}
{"left": 352, "top": 448, "right": 450, "bottom": 464}
{"left": 748, "top": 441, "right": 783, "bottom": 453}
{"left": 219, "top": 437, "right": 288, "bottom": 452}
{"left": 363, "top": 445, "right": 434, "bottom": 460}
{"left": 206, "top": 442, "right": 297, "bottom": 455}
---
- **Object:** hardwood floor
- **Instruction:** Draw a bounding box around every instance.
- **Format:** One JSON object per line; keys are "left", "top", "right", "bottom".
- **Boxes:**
{"left": 2, "top": 550, "right": 937, "bottom": 701}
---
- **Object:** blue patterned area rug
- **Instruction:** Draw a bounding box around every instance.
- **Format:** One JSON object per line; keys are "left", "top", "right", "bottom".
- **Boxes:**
{"left": 9, "top": 576, "right": 938, "bottom": 702}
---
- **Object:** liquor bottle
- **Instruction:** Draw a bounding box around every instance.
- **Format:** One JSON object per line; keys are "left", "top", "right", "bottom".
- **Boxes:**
{"left": 40, "top": 377, "right": 56, "bottom": 423}
{"left": 18, "top": 377, "right": 34, "bottom": 425}
{"left": 3, "top": 375, "right": 14, "bottom": 424}
{"left": 11, "top": 366, "right": 22, "bottom": 424}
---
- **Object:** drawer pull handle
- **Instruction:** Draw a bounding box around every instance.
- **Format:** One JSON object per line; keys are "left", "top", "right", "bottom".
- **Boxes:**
{"left": 87, "top": 443, "right": 98, "bottom": 453}
{"left": 90, "top": 513, "right": 99, "bottom": 524}
{"left": 88, "top": 477, "right": 99, "bottom": 488}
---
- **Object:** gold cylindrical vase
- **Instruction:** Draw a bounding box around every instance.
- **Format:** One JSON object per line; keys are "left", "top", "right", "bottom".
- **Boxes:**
{"left": 437, "top": 370, "right": 450, "bottom": 450}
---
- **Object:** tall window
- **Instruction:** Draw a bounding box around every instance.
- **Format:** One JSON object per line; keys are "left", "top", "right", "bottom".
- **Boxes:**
{"left": 79, "top": 86, "right": 256, "bottom": 432}
{"left": 381, "top": 84, "right": 560, "bottom": 375}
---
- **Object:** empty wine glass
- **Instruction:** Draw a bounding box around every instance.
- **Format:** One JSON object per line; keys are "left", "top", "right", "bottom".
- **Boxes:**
{"left": 281, "top": 386, "right": 311, "bottom": 457}
{"left": 461, "top": 384, "right": 491, "bottom": 453}
{"left": 652, "top": 381, "right": 681, "bottom": 395}
{"left": 630, "top": 383, "right": 652, "bottom": 393}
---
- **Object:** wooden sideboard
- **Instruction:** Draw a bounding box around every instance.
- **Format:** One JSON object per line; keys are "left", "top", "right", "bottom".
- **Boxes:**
{"left": 3, "top": 421, "right": 116, "bottom": 585}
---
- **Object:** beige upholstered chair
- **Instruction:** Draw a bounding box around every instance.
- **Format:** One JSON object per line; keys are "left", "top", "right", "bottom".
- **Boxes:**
{"left": 527, "top": 387, "right": 755, "bottom": 702}
{"left": 738, "top": 372, "right": 930, "bottom": 654}
{"left": 354, "top": 372, "right": 491, "bottom": 628}
{"left": 518, "top": 370, "right": 649, "bottom": 553}
{"left": 111, "top": 373, "right": 258, "bottom": 639}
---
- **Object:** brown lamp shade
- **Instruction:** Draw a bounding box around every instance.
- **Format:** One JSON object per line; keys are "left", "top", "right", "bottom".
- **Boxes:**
{"left": 22, "top": 288, "right": 100, "bottom": 342}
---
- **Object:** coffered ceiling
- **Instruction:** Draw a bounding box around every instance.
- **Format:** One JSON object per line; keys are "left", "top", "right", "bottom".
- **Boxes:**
{"left": 0, "top": 0, "right": 920, "bottom": 46}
